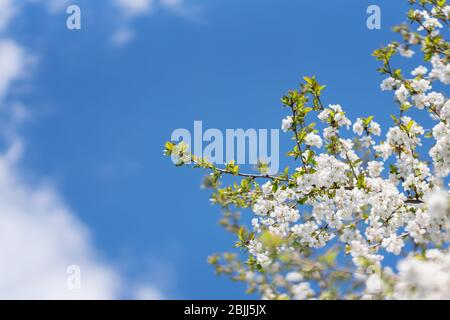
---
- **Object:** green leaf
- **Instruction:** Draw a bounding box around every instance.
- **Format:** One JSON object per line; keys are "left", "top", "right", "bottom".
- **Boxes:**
{"left": 406, "top": 120, "right": 414, "bottom": 131}
{"left": 163, "top": 141, "right": 174, "bottom": 155}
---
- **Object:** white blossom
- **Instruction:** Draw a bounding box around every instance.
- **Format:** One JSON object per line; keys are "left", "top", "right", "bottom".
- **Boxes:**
{"left": 380, "top": 77, "right": 397, "bottom": 91}
{"left": 281, "top": 116, "right": 293, "bottom": 132}
{"left": 394, "top": 250, "right": 450, "bottom": 299}
{"left": 353, "top": 118, "right": 364, "bottom": 136}
{"left": 304, "top": 132, "right": 322, "bottom": 148}
{"left": 367, "top": 161, "right": 383, "bottom": 177}
{"left": 411, "top": 65, "right": 428, "bottom": 76}
{"left": 368, "top": 121, "right": 381, "bottom": 136}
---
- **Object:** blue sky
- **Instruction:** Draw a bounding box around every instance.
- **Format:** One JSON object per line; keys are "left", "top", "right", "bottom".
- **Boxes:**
{"left": 0, "top": 0, "right": 435, "bottom": 299}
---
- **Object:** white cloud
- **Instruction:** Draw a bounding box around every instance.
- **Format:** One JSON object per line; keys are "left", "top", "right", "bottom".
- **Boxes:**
{"left": 160, "top": 0, "right": 184, "bottom": 10}
{"left": 0, "top": 40, "right": 25, "bottom": 100}
{"left": 0, "top": 0, "right": 16, "bottom": 32}
{"left": 134, "top": 286, "right": 165, "bottom": 300}
{"left": 0, "top": 16, "right": 122, "bottom": 299}
{"left": 41, "top": 0, "right": 71, "bottom": 13}
{"left": 114, "top": 0, "right": 154, "bottom": 17}
{"left": 160, "top": 0, "right": 204, "bottom": 23}
{"left": 110, "top": 28, "right": 135, "bottom": 47}
{"left": 111, "top": 0, "right": 154, "bottom": 46}
{"left": 0, "top": 135, "right": 167, "bottom": 299}
{"left": 0, "top": 10, "right": 166, "bottom": 299}
{"left": 111, "top": 0, "right": 204, "bottom": 46}
{"left": 0, "top": 140, "right": 121, "bottom": 299}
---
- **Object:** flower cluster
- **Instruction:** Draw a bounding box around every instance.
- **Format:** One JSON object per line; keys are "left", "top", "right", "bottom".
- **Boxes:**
{"left": 393, "top": 249, "right": 450, "bottom": 299}
{"left": 166, "top": 0, "right": 449, "bottom": 300}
